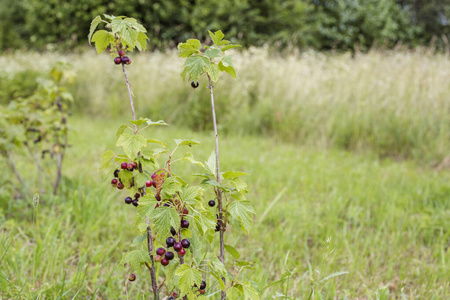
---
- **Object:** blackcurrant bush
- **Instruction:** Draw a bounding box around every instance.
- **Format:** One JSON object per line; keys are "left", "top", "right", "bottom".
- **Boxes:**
{"left": 173, "top": 242, "right": 182, "bottom": 252}
{"left": 166, "top": 237, "right": 175, "bottom": 247}
{"left": 121, "top": 162, "right": 128, "bottom": 169}
{"left": 114, "top": 57, "right": 121, "bottom": 65}
{"left": 170, "top": 227, "right": 177, "bottom": 236}
{"left": 114, "top": 169, "right": 120, "bottom": 177}
{"left": 165, "top": 251, "right": 175, "bottom": 260}
{"left": 181, "top": 219, "right": 189, "bottom": 229}
{"left": 200, "top": 280, "right": 206, "bottom": 290}
{"left": 208, "top": 200, "right": 216, "bottom": 207}
{"left": 128, "top": 273, "right": 136, "bottom": 281}
{"left": 181, "top": 239, "right": 190, "bottom": 249}
{"left": 161, "top": 258, "right": 169, "bottom": 266}
{"left": 125, "top": 197, "right": 133, "bottom": 204}
{"left": 156, "top": 247, "right": 166, "bottom": 256}
{"left": 191, "top": 81, "right": 199, "bottom": 88}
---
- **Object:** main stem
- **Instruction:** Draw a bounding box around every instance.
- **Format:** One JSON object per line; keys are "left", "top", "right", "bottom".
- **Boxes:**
{"left": 207, "top": 75, "right": 226, "bottom": 300}
{"left": 122, "top": 64, "right": 158, "bottom": 299}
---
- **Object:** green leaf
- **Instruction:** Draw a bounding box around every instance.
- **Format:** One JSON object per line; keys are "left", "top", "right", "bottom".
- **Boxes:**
{"left": 149, "top": 206, "right": 179, "bottom": 238}
{"left": 205, "top": 152, "right": 216, "bottom": 176}
{"left": 181, "top": 55, "right": 210, "bottom": 82}
{"left": 206, "top": 64, "right": 220, "bottom": 82}
{"left": 227, "top": 286, "right": 243, "bottom": 299}
{"left": 99, "top": 150, "right": 114, "bottom": 171}
{"left": 136, "top": 31, "right": 149, "bottom": 51}
{"left": 147, "top": 139, "right": 167, "bottom": 147}
{"left": 182, "top": 152, "right": 205, "bottom": 168}
{"left": 131, "top": 118, "right": 168, "bottom": 126}
{"left": 88, "top": 16, "right": 102, "bottom": 45}
{"left": 122, "top": 250, "right": 150, "bottom": 270}
{"left": 174, "top": 139, "right": 201, "bottom": 147}
{"left": 136, "top": 195, "right": 158, "bottom": 222}
{"left": 219, "top": 61, "right": 237, "bottom": 79}
{"left": 208, "top": 256, "right": 227, "bottom": 276}
{"left": 220, "top": 44, "right": 242, "bottom": 52}
{"left": 116, "top": 124, "right": 128, "bottom": 139}
{"left": 242, "top": 282, "right": 260, "bottom": 300}
{"left": 208, "top": 30, "right": 225, "bottom": 45}
{"left": 177, "top": 39, "right": 201, "bottom": 58}
{"left": 175, "top": 264, "right": 203, "bottom": 296}
{"left": 180, "top": 186, "right": 203, "bottom": 204}
{"left": 205, "top": 48, "right": 222, "bottom": 58}
{"left": 134, "top": 172, "right": 149, "bottom": 188}
{"left": 228, "top": 201, "right": 256, "bottom": 233}
{"left": 91, "top": 30, "right": 115, "bottom": 55}
{"left": 116, "top": 133, "right": 147, "bottom": 159}
{"left": 223, "top": 171, "right": 249, "bottom": 179}
{"left": 130, "top": 235, "right": 147, "bottom": 247}
{"left": 193, "top": 212, "right": 216, "bottom": 234}
{"left": 118, "top": 170, "right": 134, "bottom": 188}
{"left": 160, "top": 176, "right": 182, "bottom": 199}
{"left": 224, "top": 244, "right": 240, "bottom": 259}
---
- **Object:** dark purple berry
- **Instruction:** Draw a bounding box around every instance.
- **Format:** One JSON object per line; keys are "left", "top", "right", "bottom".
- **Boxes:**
{"left": 128, "top": 273, "right": 136, "bottom": 281}
{"left": 121, "top": 56, "right": 131, "bottom": 65}
{"left": 156, "top": 248, "right": 166, "bottom": 256}
{"left": 170, "top": 227, "right": 177, "bottom": 236}
{"left": 151, "top": 173, "right": 157, "bottom": 179}
{"left": 165, "top": 251, "right": 175, "bottom": 260}
{"left": 121, "top": 162, "right": 128, "bottom": 169}
{"left": 132, "top": 162, "right": 138, "bottom": 169}
{"left": 191, "top": 81, "right": 199, "bottom": 88}
{"left": 125, "top": 197, "right": 133, "bottom": 204}
{"left": 164, "top": 203, "right": 170, "bottom": 207}
{"left": 114, "top": 169, "right": 120, "bottom": 177}
{"left": 114, "top": 57, "right": 122, "bottom": 65}
{"left": 166, "top": 237, "right": 175, "bottom": 247}
{"left": 173, "top": 242, "right": 182, "bottom": 252}
{"left": 161, "top": 258, "right": 169, "bottom": 266}
{"left": 181, "top": 239, "right": 190, "bottom": 249}
{"left": 215, "top": 221, "right": 220, "bottom": 232}
{"left": 132, "top": 199, "right": 139, "bottom": 207}
{"left": 134, "top": 193, "right": 140, "bottom": 199}
{"left": 183, "top": 208, "right": 188, "bottom": 215}
{"left": 152, "top": 181, "right": 156, "bottom": 188}
{"left": 111, "top": 178, "right": 118, "bottom": 186}
{"left": 200, "top": 280, "right": 206, "bottom": 290}
{"left": 208, "top": 200, "right": 216, "bottom": 207}
{"left": 117, "top": 182, "right": 124, "bottom": 190}
{"left": 181, "top": 219, "right": 189, "bottom": 229}
{"left": 118, "top": 50, "right": 125, "bottom": 57}
{"left": 155, "top": 195, "right": 161, "bottom": 201}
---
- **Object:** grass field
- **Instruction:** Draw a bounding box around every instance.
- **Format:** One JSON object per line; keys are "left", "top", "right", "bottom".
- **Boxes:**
{"left": 0, "top": 50, "right": 449, "bottom": 299}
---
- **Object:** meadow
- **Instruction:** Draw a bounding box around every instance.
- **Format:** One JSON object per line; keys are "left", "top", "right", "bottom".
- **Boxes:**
{"left": 0, "top": 50, "right": 449, "bottom": 299}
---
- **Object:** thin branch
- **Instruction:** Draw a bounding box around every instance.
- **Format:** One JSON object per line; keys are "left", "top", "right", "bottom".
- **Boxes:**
{"left": 121, "top": 64, "right": 138, "bottom": 133}
{"left": 207, "top": 75, "right": 226, "bottom": 300}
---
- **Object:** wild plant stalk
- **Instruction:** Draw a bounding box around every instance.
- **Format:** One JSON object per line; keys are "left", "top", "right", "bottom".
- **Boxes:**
{"left": 120, "top": 62, "right": 159, "bottom": 300}
{"left": 207, "top": 75, "right": 226, "bottom": 300}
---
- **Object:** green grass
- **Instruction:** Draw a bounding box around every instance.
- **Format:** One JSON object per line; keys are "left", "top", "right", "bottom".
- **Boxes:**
{"left": 1, "top": 116, "right": 448, "bottom": 299}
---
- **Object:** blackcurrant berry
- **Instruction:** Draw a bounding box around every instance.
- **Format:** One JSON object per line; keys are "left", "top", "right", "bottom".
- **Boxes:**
{"left": 146, "top": 180, "right": 153, "bottom": 187}
{"left": 170, "top": 227, "right": 177, "bottom": 236}
{"left": 173, "top": 242, "right": 182, "bottom": 252}
{"left": 156, "top": 247, "right": 166, "bottom": 256}
{"left": 127, "top": 163, "right": 134, "bottom": 170}
{"left": 121, "top": 162, "right": 128, "bottom": 169}
{"left": 208, "top": 200, "right": 216, "bottom": 207}
{"left": 168, "top": 297, "right": 175, "bottom": 300}
{"left": 128, "top": 273, "right": 136, "bottom": 281}
{"left": 181, "top": 239, "right": 190, "bottom": 249}
{"left": 121, "top": 56, "right": 131, "bottom": 65}
{"left": 118, "top": 50, "right": 125, "bottom": 57}
{"left": 199, "top": 289, "right": 205, "bottom": 294}
{"left": 215, "top": 222, "right": 220, "bottom": 232}
{"left": 155, "top": 255, "right": 163, "bottom": 262}
{"left": 114, "top": 169, "right": 120, "bottom": 177}
{"left": 132, "top": 199, "right": 139, "bottom": 207}
{"left": 125, "top": 197, "right": 133, "bottom": 204}
{"left": 132, "top": 162, "right": 138, "bottom": 169}
{"left": 165, "top": 251, "right": 175, "bottom": 260}
{"left": 183, "top": 208, "right": 189, "bottom": 215}
{"left": 191, "top": 81, "right": 199, "bottom": 88}
{"left": 166, "top": 237, "right": 175, "bottom": 247}
{"left": 200, "top": 280, "right": 206, "bottom": 290}
{"left": 163, "top": 203, "right": 170, "bottom": 207}
{"left": 114, "top": 57, "right": 122, "bottom": 65}
{"left": 117, "top": 182, "right": 124, "bottom": 190}
{"left": 161, "top": 258, "right": 169, "bottom": 266}
{"left": 155, "top": 195, "right": 161, "bottom": 201}
{"left": 151, "top": 173, "right": 157, "bottom": 179}
{"left": 181, "top": 219, "right": 189, "bottom": 229}
{"left": 134, "top": 193, "right": 140, "bottom": 199}
{"left": 111, "top": 178, "right": 118, "bottom": 186}
{"left": 178, "top": 248, "right": 186, "bottom": 257}
{"left": 152, "top": 181, "right": 156, "bottom": 188}
{"left": 173, "top": 292, "right": 178, "bottom": 297}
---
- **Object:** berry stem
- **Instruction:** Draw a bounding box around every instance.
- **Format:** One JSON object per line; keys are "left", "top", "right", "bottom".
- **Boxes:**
{"left": 121, "top": 64, "right": 138, "bottom": 133}
{"left": 207, "top": 74, "right": 226, "bottom": 300}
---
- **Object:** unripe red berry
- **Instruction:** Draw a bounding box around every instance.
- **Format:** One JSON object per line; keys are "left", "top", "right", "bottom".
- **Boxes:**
{"left": 155, "top": 255, "right": 163, "bottom": 262}
{"left": 161, "top": 258, "right": 169, "bottom": 266}
{"left": 114, "top": 57, "right": 122, "bottom": 65}
{"left": 173, "top": 242, "right": 182, "bottom": 252}
{"left": 183, "top": 208, "right": 188, "bottom": 215}
{"left": 172, "top": 292, "right": 178, "bottom": 297}
{"left": 128, "top": 273, "right": 136, "bottom": 281}
{"left": 156, "top": 247, "right": 166, "bottom": 256}
{"left": 146, "top": 180, "right": 153, "bottom": 187}
{"left": 127, "top": 163, "right": 134, "bottom": 170}
{"left": 132, "top": 162, "right": 138, "bottom": 169}
{"left": 151, "top": 173, "right": 157, "bottom": 179}
{"left": 111, "top": 178, "right": 118, "bottom": 186}
{"left": 118, "top": 50, "right": 125, "bottom": 56}
{"left": 178, "top": 248, "right": 186, "bottom": 257}
{"left": 199, "top": 289, "right": 205, "bottom": 294}
{"left": 121, "top": 162, "right": 128, "bottom": 169}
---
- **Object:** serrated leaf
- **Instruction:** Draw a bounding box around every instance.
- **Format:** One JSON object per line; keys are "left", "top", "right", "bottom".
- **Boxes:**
{"left": 193, "top": 212, "right": 216, "bottom": 234}
{"left": 99, "top": 150, "right": 114, "bottom": 171}
{"left": 88, "top": 16, "right": 102, "bottom": 45}
{"left": 177, "top": 39, "right": 201, "bottom": 58}
{"left": 175, "top": 264, "right": 203, "bottom": 296}
{"left": 91, "top": 30, "right": 114, "bottom": 55}
{"left": 208, "top": 30, "right": 225, "bottom": 45}
{"left": 122, "top": 250, "right": 150, "bottom": 270}
{"left": 183, "top": 152, "right": 205, "bottom": 168}
{"left": 224, "top": 244, "right": 240, "bottom": 259}
{"left": 136, "top": 195, "right": 158, "bottom": 222}
{"left": 227, "top": 286, "right": 243, "bottom": 299}
{"left": 211, "top": 271, "right": 226, "bottom": 291}
{"left": 243, "top": 282, "right": 260, "bottom": 300}
{"left": 175, "top": 139, "right": 201, "bottom": 147}
{"left": 219, "top": 61, "right": 237, "bottom": 79}
{"left": 205, "top": 152, "right": 216, "bottom": 176}
{"left": 223, "top": 171, "right": 249, "bottom": 179}
{"left": 136, "top": 31, "right": 149, "bottom": 51}
{"left": 131, "top": 235, "right": 147, "bottom": 247}
{"left": 134, "top": 172, "right": 148, "bottom": 188}
{"left": 180, "top": 186, "right": 203, "bottom": 204}
{"left": 116, "top": 124, "right": 128, "bottom": 139}
{"left": 220, "top": 44, "right": 242, "bottom": 52}
{"left": 206, "top": 64, "right": 220, "bottom": 82}
{"left": 116, "top": 133, "right": 147, "bottom": 159}
{"left": 147, "top": 139, "right": 167, "bottom": 147}
{"left": 208, "top": 256, "right": 227, "bottom": 276}
{"left": 149, "top": 206, "right": 180, "bottom": 238}
{"left": 228, "top": 201, "right": 256, "bottom": 233}
{"left": 118, "top": 170, "right": 134, "bottom": 188}
{"left": 205, "top": 48, "right": 222, "bottom": 58}
{"left": 181, "top": 56, "right": 210, "bottom": 82}
{"left": 160, "top": 176, "right": 182, "bottom": 199}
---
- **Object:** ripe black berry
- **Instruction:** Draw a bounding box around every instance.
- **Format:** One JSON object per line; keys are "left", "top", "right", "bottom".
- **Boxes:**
{"left": 121, "top": 162, "right": 128, "bottom": 169}
{"left": 156, "top": 247, "right": 166, "bottom": 256}
{"left": 161, "top": 258, "right": 169, "bottom": 266}
{"left": 118, "top": 50, "right": 125, "bottom": 57}
{"left": 191, "top": 81, "right": 199, "bottom": 88}
{"left": 132, "top": 199, "right": 139, "bottom": 207}
{"left": 125, "top": 197, "right": 133, "bottom": 204}
{"left": 181, "top": 219, "right": 189, "bottom": 229}
{"left": 163, "top": 203, "right": 170, "bottom": 207}
{"left": 208, "top": 200, "right": 216, "bottom": 207}
{"left": 121, "top": 56, "right": 131, "bottom": 65}
{"left": 200, "top": 280, "right": 206, "bottom": 290}
{"left": 215, "top": 222, "right": 220, "bottom": 232}
{"left": 170, "top": 227, "right": 177, "bottom": 236}
{"left": 128, "top": 273, "right": 136, "bottom": 281}
{"left": 173, "top": 242, "right": 182, "bottom": 252}
{"left": 114, "top": 57, "right": 122, "bottom": 65}
{"left": 165, "top": 251, "right": 175, "bottom": 260}
{"left": 134, "top": 193, "right": 140, "bottom": 199}
{"left": 166, "top": 237, "right": 175, "bottom": 247}
{"left": 181, "top": 239, "right": 190, "bottom": 249}
{"left": 178, "top": 248, "right": 186, "bottom": 256}
{"left": 117, "top": 182, "right": 124, "bottom": 190}
{"left": 114, "top": 169, "right": 120, "bottom": 177}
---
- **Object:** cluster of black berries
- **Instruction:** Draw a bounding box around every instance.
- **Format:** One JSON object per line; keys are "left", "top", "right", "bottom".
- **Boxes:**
{"left": 114, "top": 50, "right": 131, "bottom": 65}
{"left": 155, "top": 237, "right": 190, "bottom": 267}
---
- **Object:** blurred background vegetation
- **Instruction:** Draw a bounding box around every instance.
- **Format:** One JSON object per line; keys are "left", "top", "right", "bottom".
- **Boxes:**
{"left": 0, "top": 0, "right": 449, "bottom": 52}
